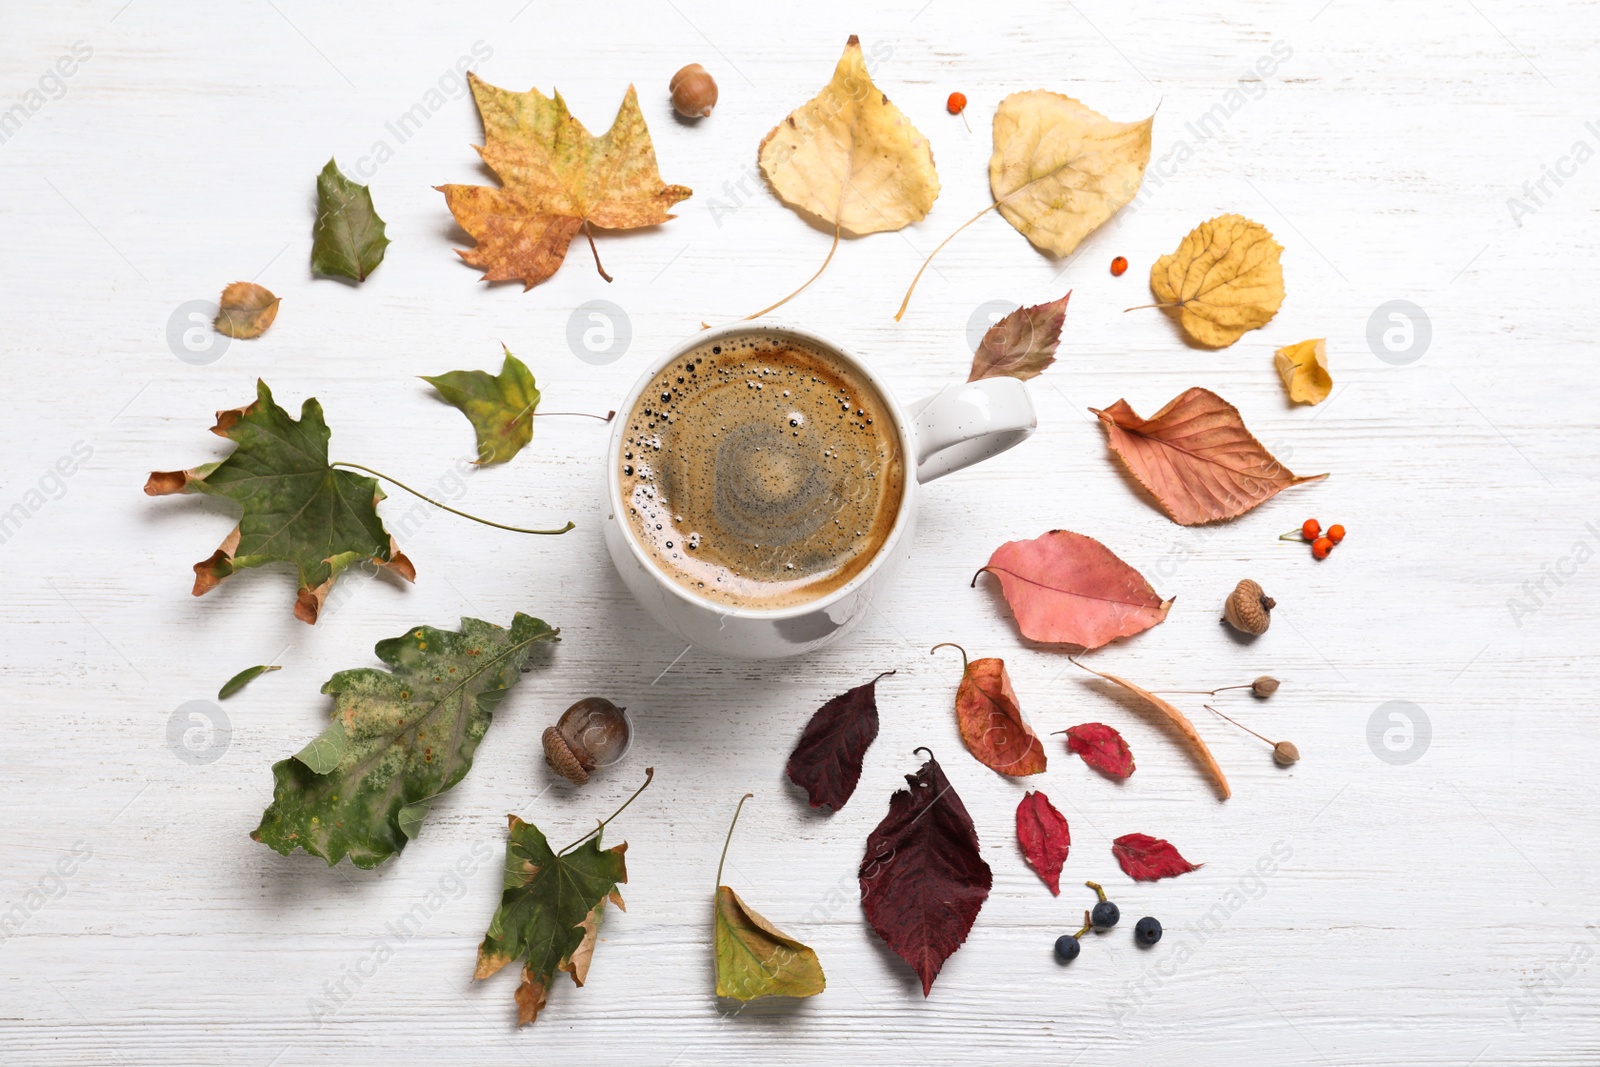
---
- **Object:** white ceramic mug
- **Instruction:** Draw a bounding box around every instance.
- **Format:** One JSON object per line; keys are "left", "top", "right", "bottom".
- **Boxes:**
{"left": 602, "top": 322, "right": 1037, "bottom": 659}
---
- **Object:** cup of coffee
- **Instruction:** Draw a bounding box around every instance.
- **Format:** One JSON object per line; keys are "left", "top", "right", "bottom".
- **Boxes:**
{"left": 602, "top": 322, "right": 1035, "bottom": 659}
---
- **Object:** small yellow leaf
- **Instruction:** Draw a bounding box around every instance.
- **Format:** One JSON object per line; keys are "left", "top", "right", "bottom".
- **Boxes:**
{"left": 214, "top": 282, "right": 279, "bottom": 339}
{"left": 1149, "top": 214, "right": 1285, "bottom": 348}
{"left": 1274, "top": 338, "right": 1332, "bottom": 404}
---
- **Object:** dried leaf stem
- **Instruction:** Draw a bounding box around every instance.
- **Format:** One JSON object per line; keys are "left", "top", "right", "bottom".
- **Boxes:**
{"left": 331, "top": 462, "right": 574, "bottom": 535}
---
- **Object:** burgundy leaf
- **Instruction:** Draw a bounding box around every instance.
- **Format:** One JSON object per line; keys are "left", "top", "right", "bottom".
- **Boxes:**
{"left": 785, "top": 671, "right": 893, "bottom": 811}
{"left": 1112, "top": 833, "right": 1202, "bottom": 882}
{"left": 1064, "top": 722, "right": 1135, "bottom": 779}
{"left": 859, "top": 752, "right": 992, "bottom": 995}
{"left": 1015, "top": 791, "right": 1070, "bottom": 895}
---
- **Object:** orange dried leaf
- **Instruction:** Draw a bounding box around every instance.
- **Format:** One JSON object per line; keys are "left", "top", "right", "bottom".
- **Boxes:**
{"left": 214, "top": 282, "right": 279, "bottom": 339}
{"left": 934, "top": 645, "right": 1047, "bottom": 776}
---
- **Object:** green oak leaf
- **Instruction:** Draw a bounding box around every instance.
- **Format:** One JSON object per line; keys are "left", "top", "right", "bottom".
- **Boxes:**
{"left": 145, "top": 380, "right": 413, "bottom": 623}
{"left": 252, "top": 612, "right": 558, "bottom": 868}
{"left": 422, "top": 346, "right": 541, "bottom": 465}
{"left": 476, "top": 815, "right": 627, "bottom": 1026}
{"left": 311, "top": 158, "right": 390, "bottom": 282}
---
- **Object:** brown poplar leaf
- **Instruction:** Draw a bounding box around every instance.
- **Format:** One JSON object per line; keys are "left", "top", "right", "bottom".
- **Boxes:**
{"left": 1072, "top": 660, "right": 1230, "bottom": 800}
{"left": 1090, "top": 387, "right": 1326, "bottom": 525}
{"left": 1147, "top": 214, "right": 1284, "bottom": 347}
{"left": 859, "top": 752, "right": 991, "bottom": 995}
{"left": 214, "top": 282, "right": 279, "bottom": 339}
{"left": 933, "top": 645, "right": 1046, "bottom": 776}
{"left": 968, "top": 292, "right": 1070, "bottom": 382}
{"left": 975, "top": 529, "right": 1171, "bottom": 648}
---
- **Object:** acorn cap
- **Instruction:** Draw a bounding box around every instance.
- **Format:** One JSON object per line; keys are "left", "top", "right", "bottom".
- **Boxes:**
{"left": 543, "top": 725, "right": 590, "bottom": 784}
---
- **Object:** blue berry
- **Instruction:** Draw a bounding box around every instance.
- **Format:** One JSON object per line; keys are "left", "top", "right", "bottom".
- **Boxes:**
{"left": 1054, "top": 934, "right": 1081, "bottom": 962}
{"left": 1092, "top": 900, "right": 1120, "bottom": 928}
{"left": 1135, "top": 916, "right": 1163, "bottom": 945}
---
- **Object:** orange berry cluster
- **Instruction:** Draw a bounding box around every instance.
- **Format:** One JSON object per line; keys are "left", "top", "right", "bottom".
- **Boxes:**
{"left": 1297, "top": 518, "right": 1346, "bottom": 560}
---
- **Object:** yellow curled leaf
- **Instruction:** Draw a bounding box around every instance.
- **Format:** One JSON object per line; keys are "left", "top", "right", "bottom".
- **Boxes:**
{"left": 989, "top": 91, "right": 1153, "bottom": 256}
{"left": 757, "top": 35, "right": 939, "bottom": 235}
{"left": 714, "top": 885, "right": 825, "bottom": 1000}
{"left": 1274, "top": 338, "right": 1331, "bottom": 404}
{"left": 1149, "top": 214, "right": 1285, "bottom": 347}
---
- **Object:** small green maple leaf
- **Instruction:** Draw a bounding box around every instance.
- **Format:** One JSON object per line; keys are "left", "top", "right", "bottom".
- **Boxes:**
{"left": 423, "top": 346, "right": 542, "bottom": 465}
{"left": 145, "top": 379, "right": 412, "bottom": 623}
{"left": 476, "top": 815, "right": 627, "bottom": 1026}
{"left": 253, "top": 612, "right": 559, "bottom": 869}
{"left": 311, "top": 158, "right": 390, "bottom": 282}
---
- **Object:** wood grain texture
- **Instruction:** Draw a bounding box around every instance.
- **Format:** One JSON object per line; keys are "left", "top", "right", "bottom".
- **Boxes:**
{"left": 1, "top": 0, "right": 1596, "bottom": 1063}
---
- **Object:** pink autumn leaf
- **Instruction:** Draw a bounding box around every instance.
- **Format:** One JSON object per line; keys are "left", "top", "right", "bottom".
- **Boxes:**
{"left": 974, "top": 529, "right": 1172, "bottom": 648}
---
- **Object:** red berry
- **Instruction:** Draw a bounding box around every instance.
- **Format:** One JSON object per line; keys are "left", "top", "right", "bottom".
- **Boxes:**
{"left": 1110, "top": 255, "right": 1129, "bottom": 277}
{"left": 1301, "top": 518, "right": 1321, "bottom": 541}
{"left": 1327, "top": 524, "right": 1346, "bottom": 544}
{"left": 946, "top": 92, "right": 967, "bottom": 114}
{"left": 1311, "top": 536, "right": 1334, "bottom": 560}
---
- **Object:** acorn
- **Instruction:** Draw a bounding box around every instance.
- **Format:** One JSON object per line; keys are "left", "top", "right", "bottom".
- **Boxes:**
{"left": 1222, "top": 579, "right": 1275, "bottom": 635}
{"left": 669, "top": 63, "right": 718, "bottom": 118}
{"left": 542, "top": 698, "right": 632, "bottom": 785}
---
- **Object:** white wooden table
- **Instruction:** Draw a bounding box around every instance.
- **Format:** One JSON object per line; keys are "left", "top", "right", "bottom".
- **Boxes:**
{"left": 3, "top": 1, "right": 1594, "bottom": 1063}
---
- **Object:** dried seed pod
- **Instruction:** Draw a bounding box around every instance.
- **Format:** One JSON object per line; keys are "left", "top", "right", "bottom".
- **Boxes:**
{"left": 1273, "top": 740, "right": 1300, "bottom": 766}
{"left": 669, "top": 63, "right": 718, "bottom": 118}
{"left": 1251, "top": 675, "right": 1280, "bottom": 698}
{"left": 1222, "top": 579, "right": 1275, "bottom": 635}
{"left": 542, "top": 697, "right": 632, "bottom": 784}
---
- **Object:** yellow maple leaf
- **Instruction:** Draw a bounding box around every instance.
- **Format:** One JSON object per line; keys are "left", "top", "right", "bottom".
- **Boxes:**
{"left": 1274, "top": 338, "right": 1332, "bottom": 404}
{"left": 1145, "top": 214, "right": 1285, "bottom": 347}
{"left": 438, "top": 73, "right": 691, "bottom": 290}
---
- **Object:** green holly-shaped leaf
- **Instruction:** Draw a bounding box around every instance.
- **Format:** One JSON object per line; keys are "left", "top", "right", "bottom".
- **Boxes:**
{"left": 476, "top": 815, "right": 627, "bottom": 1026}
{"left": 423, "top": 346, "right": 541, "bottom": 465}
{"left": 311, "top": 158, "right": 390, "bottom": 282}
{"left": 253, "top": 612, "right": 559, "bottom": 869}
{"left": 145, "top": 380, "right": 412, "bottom": 623}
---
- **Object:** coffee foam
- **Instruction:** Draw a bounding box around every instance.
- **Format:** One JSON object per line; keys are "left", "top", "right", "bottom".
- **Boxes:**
{"left": 618, "top": 333, "right": 904, "bottom": 610}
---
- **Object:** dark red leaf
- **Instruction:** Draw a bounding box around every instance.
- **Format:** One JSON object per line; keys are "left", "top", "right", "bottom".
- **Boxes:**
{"left": 859, "top": 752, "right": 992, "bottom": 995}
{"left": 1064, "top": 722, "right": 1135, "bottom": 779}
{"left": 1112, "top": 833, "right": 1202, "bottom": 882}
{"left": 785, "top": 671, "right": 893, "bottom": 811}
{"left": 1015, "top": 791, "right": 1070, "bottom": 894}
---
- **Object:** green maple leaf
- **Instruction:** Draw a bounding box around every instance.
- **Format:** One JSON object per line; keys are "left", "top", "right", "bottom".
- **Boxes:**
{"left": 145, "top": 379, "right": 412, "bottom": 623}
{"left": 311, "top": 158, "right": 390, "bottom": 282}
{"left": 253, "top": 612, "right": 559, "bottom": 869}
{"left": 476, "top": 815, "right": 627, "bottom": 1026}
{"left": 423, "top": 346, "right": 541, "bottom": 465}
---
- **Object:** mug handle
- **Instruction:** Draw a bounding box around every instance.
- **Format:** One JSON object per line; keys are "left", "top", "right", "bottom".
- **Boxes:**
{"left": 905, "top": 377, "right": 1037, "bottom": 484}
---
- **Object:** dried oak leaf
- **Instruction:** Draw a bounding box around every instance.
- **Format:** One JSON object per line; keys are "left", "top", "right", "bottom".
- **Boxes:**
{"left": 1090, "top": 387, "right": 1326, "bottom": 525}
{"left": 252, "top": 613, "right": 558, "bottom": 868}
{"left": 784, "top": 671, "right": 893, "bottom": 812}
{"left": 1112, "top": 832, "right": 1202, "bottom": 882}
{"left": 1148, "top": 214, "right": 1284, "bottom": 347}
{"left": 1071, "top": 660, "right": 1230, "bottom": 800}
{"left": 214, "top": 281, "right": 279, "bottom": 339}
{"left": 476, "top": 815, "right": 627, "bottom": 1026}
{"left": 1016, "top": 790, "right": 1070, "bottom": 895}
{"left": 933, "top": 645, "right": 1047, "bottom": 776}
{"left": 859, "top": 752, "right": 992, "bottom": 995}
{"left": 714, "top": 797, "right": 825, "bottom": 1000}
{"left": 968, "top": 292, "right": 1070, "bottom": 382}
{"left": 990, "top": 91, "right": 1153, "bottom": 256}
{"left": 312, "top": 157, "right": 389, "bottom": 282}
{"left": 438, "top": 73, "right": 691, "bottom": 290}
{"left": 976, "top": 529, "right": 1171, "bottom": 648}
{"left": 423, "top": 345, "right": 541, "bottom": 465}
{"left": 1275, "top": 338, "right": 1332, "bottom": 405}
{"left": 144, "top": 380, "right": 414, "bottom": 623}
{"left": 1064, "top": 722, "right": 1135, "bottom": 779}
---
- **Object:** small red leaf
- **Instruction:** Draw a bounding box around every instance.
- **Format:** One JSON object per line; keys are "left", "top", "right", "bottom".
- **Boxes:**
{"left": 977, "top": 530, "right": 1171, "bottom": 649}
{"left": 860, "top": 752, "right": 992, "bottom": 995}
{"left": 1064, "top": 722, "right": 1135, "bottom": 779}
{"left": 1015, "top": 791, "right": 1070, "bottom": 894}
{"left": 1112, "top": 833, "right": 1202, "bottom": 882}
{"left": 938, "top": 648, "right": 1047, "bottom": 776}
{"left": 785, "top": 671, "right": 892, "bottom": 812}
{"left": 968, "top": 292, "right": 1070, "bottom": 382}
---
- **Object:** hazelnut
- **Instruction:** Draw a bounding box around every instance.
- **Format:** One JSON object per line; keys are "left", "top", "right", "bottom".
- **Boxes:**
{"left": 542, "top": 697, "right": 632, "bottom": 784}
{"left": 1222, "top": 579, "right": 1275, "bottom": 636}
{"left": 670, "top": 63, "right": 717, "bottom": 118}
{"left": 1251, "top": 675, "right": 1281, "bottom": 698}
{"left": 1273, "top": 740, "right": 1301, "bottom": 766}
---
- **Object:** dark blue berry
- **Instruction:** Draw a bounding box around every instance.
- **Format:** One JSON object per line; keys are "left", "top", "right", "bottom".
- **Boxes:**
{"left": 1135, "top": 916, "right": 1163, "bottom": 946}
{"left": 1054, "top": 935, "right": 1081, "bottom": 962}
{"left": 1092, "top": 900, "right": 1120, "bottom": 928}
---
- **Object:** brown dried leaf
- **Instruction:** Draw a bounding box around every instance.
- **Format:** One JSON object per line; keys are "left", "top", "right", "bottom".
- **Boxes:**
{"left": 968, "top": 293, "right": 1069, "bottom": 382}
{"left": 214, "top": 282, "right": 279, "bottom": 339}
